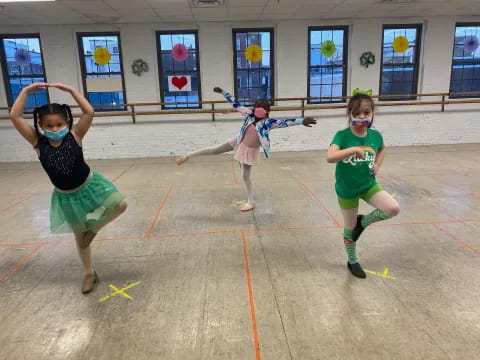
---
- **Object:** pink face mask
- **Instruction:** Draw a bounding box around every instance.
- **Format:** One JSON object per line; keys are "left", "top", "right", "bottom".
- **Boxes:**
{"left": 254, "top": 107, "right": 267, "bottom": 119}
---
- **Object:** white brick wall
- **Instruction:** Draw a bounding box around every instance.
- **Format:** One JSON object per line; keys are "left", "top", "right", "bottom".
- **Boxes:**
{"left": 0, "top": 16, "right": 479, "bottom": 162}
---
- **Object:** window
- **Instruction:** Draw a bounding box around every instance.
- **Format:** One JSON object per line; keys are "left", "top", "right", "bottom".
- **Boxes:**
{"left": 450, "top": 23, "right": 480, "bottom": 98}
{"left": 308, "top": 26, "right": 348, "bottom": 103}
{"left": 233, "top": 28, "right": 274, "bottom": 105}
{"left": 156, "top": 30, "right": 201, "bottom": 109}
{"left": 380, "top": 24, "right": 422, "bottom": 100}
{"left": 0, "top": 34, "right": 48, "bottom": 110}
{"left": 77, "top": 32, "right": 126, "bottom": 111}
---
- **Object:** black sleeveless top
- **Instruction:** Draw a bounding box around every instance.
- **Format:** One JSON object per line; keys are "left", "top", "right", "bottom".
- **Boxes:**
{"left": 37, "top": 132, "right": 91, "bottom": 190}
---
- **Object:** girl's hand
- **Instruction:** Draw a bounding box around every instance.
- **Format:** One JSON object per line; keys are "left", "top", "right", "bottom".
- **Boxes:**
{"left": 213, "top": 87, "right": 223, "bottom": 93}
{"left": 353, "top": 147, "right": 365, "bottom": 159}
{"left": 371, "top": 163, "right": 380, "bottom": 176}
{"left": 23, "top": 82, "right": 48, "bottom": 94}
{"left": 48, "top": 82, "right": 74, "bottom": 93}
{"left": 303, "top": 117, "right": 317, "bottom": 127}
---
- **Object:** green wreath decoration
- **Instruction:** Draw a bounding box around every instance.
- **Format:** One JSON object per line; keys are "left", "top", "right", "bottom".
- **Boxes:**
{"left": 132, "top": 59, "right": 149, "bottom": 76}
{"left": 360, "top": 51, "right": 375, "bottom": 68}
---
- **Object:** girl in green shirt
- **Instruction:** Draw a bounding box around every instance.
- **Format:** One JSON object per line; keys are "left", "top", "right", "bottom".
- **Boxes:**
{"left": 327, "top": 92, "right": 400, "bottom": 278}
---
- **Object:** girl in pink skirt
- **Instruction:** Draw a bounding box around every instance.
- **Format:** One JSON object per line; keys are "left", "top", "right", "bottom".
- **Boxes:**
{"left": 176, "top": 87, "right": 316, "bottom": 211}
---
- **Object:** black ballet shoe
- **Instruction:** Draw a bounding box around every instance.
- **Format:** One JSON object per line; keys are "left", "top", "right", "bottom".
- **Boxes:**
{"left": 348, "top": 262, "right": 366, "bottom": 278}
{"left": 352, "top": 215, "right": 365, "bottom": 242}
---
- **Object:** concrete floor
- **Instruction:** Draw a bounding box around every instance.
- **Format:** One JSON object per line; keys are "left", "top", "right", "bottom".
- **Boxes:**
{"left": 0, "top": 144, "right": 479, "bottom": 360}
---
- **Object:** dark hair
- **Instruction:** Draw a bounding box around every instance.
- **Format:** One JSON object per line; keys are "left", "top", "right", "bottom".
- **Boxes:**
{"left": 253, "top": 99, "right": 271, "bottom": 111}
{"left": 347, "top": 93, "right": 375, "bottom": 128}
{"left": 33, "top": 103, "right": 73, "bottom": 136}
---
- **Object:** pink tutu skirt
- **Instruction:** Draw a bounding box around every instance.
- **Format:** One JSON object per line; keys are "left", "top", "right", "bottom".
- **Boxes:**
{"left": 233, "top": 143, "right": 261, "bottom": 165}
{"left": 230, "top": 123, "right": 261, "bottom": 165}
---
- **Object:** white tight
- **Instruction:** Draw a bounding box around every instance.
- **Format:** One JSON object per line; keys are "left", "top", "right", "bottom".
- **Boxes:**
{"left": 241, "top": 164, "right": 254, "bottom": 204}
{"left": 185, "top": 141, "right": 234, "bottom": 158}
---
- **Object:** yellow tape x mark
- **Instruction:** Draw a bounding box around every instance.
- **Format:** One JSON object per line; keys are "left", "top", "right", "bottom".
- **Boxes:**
{"left": 231, "top": 200, "right": 246, "bottom": 207}
{"left": 364, "top": 268, "right": 395, "bottom": 279}
{"left": 99, "top": 281, "right": 141, "bottom": 302}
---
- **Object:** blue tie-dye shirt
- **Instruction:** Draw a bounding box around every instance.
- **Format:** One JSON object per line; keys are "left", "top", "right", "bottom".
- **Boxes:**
{"left": 222, "top": 90, "right": 304, "bottom": 158}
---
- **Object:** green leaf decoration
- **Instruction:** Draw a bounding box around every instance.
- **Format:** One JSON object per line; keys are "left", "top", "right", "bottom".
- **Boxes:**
{"left": 360, "top": 51, "right": 375, "bottom": 68}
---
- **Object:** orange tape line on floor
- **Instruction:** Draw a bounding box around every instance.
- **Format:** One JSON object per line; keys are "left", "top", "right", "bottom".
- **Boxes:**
{"left": 297, "top": 181, "right": 341, "bottom": 227}
{"left": 0, "top": 193, "right": 36, "bottom": 214}
{"left": 0, "top": 244, "right": 43, "bottom": 283}
{"left": 145, "top": 186, "right": 173, "bottom": 238}
{"left": 241, "top": 232, "right": 261, "bottom": 360}
{"left": 433, "top": 224, "right": 480, "bottom": 256}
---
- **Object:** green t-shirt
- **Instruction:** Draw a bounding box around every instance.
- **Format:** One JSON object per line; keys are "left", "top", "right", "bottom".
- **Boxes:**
{"left": 331, "top": 127, "right": 384, "bottom": 199}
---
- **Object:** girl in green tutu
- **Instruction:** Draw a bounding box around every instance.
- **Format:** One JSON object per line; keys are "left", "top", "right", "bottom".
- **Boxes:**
{"left": 10, "top": 82, "right": 127, "bottom": 294}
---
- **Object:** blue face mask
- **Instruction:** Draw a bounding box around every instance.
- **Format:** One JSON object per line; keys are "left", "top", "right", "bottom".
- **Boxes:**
{"left": 43, "top": 127, "right": 69, "bottom": 141}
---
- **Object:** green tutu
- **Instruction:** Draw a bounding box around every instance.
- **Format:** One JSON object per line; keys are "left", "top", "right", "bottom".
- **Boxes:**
{"left": 50, "top": 172, "right": 125, "bottom": 233}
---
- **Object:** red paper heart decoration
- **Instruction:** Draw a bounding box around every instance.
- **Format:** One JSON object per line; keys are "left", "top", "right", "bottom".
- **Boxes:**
{"left": 172, "top": 76, "right": 188, "bottom": 90}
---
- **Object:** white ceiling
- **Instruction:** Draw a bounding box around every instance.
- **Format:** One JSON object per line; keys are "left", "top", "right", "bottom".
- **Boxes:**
{"left": 0, "top": 0, "right": 478, "bottom": 25}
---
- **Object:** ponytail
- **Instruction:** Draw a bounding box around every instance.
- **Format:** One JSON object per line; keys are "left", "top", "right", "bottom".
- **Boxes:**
{"left": 62, "top": 104, "right": 73, "bottom": 130}
{"left": 33, "top": 107, "right": 41, "bottom": 137}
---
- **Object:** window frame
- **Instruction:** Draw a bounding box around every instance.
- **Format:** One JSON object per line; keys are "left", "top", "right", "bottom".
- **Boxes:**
{"left": 449, "top": 22, "right": 480, "bottom": 99}
{"left": 379, "top": 23, "right": 422, "bottom": 101}
{"left": 307, "top": 25, "right": 349, "bottom": 104}
{"left": 232, "top": 27, "right": 275, "bottom": 105}
{"left": 76, "top": 31, "right": 127, "bottom": 112}
{"left": 156, "top": 29, "right": 203, "bottom": 110}
{"left": 0, "top": 33, "right": 49, "bottom": 109}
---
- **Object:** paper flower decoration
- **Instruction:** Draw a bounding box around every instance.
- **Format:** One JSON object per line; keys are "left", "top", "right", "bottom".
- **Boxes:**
{"left": 132, "top": 59, "right": 149, "bottom": 76}
{"left": 15, "top": 48, "right": 31, "bottom": 67}
{"left": 392, "top": 36, "right": 409, "bottom": 53}
{"left": 245, "top": 44, "right": 263, "bottom": 63}
{"left": 321, "top": 40, "right": 336, "bottom": 57}
{"left": 172, "top": 43, "right": 189, "bottom": 61}
{"left": 463, "top": 35, "right": 479, "bottom": 54}
{"left": 360, "top": 51, "right": 375, "bottom": 68}
{"left": 93, "top": 47, "right": 111, "bottom": 65}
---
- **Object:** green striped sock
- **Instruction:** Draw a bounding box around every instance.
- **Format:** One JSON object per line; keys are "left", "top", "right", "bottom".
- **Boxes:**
{"left": 344, "top": 228, "right": 358, "bottom": 264}
{"left": 361, "top": 209, "right": 390, "bottom": 228}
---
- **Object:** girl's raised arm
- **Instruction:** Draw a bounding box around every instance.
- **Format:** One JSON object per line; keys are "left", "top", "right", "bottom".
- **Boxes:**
{"left": 9, "top": 82, "right": 48, "bottom": 146}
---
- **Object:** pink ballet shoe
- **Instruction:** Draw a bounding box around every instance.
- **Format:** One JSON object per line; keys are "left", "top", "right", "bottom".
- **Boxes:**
{"left": 176, "top": 156, "right": 187, "bottom": 166}
{"left": 240, "top": 203, "right": 255, "bottom": 212}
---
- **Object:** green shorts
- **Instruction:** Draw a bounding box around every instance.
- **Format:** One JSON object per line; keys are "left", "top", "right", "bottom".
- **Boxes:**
{"left": 337, "top": 184, "right": 384, "bottom": 210}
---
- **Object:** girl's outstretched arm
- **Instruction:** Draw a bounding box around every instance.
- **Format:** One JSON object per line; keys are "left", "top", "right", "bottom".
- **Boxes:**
{"left": 214, "top": 87, "right": 252, "bottom": 117}
{"left": 265, "top": 116, "right": 316, "bottom": 130}
{"left": 9, "top": 82, "right": 47, "bottom": 146}
{"left": 49, "top": 83, "right": 94, "bottom": 140}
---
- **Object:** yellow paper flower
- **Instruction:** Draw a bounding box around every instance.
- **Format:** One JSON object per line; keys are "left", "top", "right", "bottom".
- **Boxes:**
{"left": 245, "top": 44, "right": 263, "bottom": 63}
{"left": 94, "top": 47, "right": 111, "bottom": 65}
{"left": 392, "top": 36, "right": 409, "bottom": 53}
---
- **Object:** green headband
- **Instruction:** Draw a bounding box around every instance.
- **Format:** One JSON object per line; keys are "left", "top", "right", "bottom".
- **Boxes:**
{"left": 352, "top": 88, "right": 372, "bottom": 96}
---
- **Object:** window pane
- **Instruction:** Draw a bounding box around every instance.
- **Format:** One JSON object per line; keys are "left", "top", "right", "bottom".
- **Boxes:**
{"left": 380, "top": 25, "right": 421, "bottom": 100}
{"left": 308, "top": 27, "right": 347, "bottom": 103}
{"left": 450, "top": 24, "right": 480, "bottom": 97}
{"left": 0, "top": 35, "right": 48, "bottom": 110}
{"left": 78, "top": 33, "right": 126, "bottom": 111}
{"left": 157, "top": 31, "right": 202, "bottom": 109}
{"left": 234, "top": 29, "right": 273, "bottom": 104}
